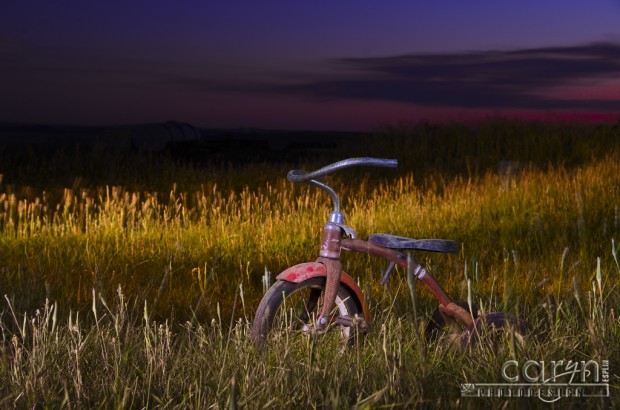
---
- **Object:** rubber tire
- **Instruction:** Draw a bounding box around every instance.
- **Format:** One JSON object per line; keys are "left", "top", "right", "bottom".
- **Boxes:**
{"left": 459, "top": 312, "right": 528, "bottom": 349}
{"left": 251, "top": 277, "right": 361, "bottom": 348}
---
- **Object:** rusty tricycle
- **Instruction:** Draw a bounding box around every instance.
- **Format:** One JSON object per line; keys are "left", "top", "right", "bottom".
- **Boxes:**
{"left": 251, "top": 157, "right": 527, "bottom": 348}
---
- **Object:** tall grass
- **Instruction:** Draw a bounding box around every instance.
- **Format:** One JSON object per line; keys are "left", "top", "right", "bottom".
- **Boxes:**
{"left": 0, "top": 119, "right": 619, "bottom": 407}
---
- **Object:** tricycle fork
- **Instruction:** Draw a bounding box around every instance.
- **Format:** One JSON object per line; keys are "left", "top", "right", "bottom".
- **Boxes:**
{"left": 315, "top": 222, "right": 344, "bottom": 329}
{"left": 315, "top": 257, "right": 343, "bottom": 329}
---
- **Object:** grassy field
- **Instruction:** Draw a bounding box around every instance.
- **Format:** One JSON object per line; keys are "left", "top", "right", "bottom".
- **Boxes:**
{"left": 1, "top": 119, "right": 619, "bottom": 408}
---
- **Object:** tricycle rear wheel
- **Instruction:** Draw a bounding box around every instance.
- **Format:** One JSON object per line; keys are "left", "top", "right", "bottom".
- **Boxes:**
{"left": 459, "top": 312, "right": 528, "bottom": 349}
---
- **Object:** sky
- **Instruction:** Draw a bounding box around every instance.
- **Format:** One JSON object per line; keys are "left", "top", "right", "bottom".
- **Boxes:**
{"left": 1, "top": 1, "right": 620, "bottom": 131}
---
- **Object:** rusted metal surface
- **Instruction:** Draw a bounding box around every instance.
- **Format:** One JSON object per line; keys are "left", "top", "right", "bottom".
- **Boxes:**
{"left": 341, "top": 238, "right": 407, "bottom": 265}
{"left": 439, "top": 302, "right": 475, "bottom": 327}
{"left": 315, "top": 222, "right": 345, "bottom": 328}
{"left": 342, "top": 238, "right": 454, "bottom": 307}
{"left": 319, "top": 223, "right": 342, "bottom": 259}
{"left": 275, "top": 261, "right": 371, "bottom": 323}
{"left": 316, "top": 257, "right": 342, "bottom": 329}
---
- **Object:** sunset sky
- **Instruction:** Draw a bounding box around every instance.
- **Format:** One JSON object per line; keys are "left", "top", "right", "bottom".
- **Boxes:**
{"left": 2, "top": 1, "right": 620, "bottom": 131}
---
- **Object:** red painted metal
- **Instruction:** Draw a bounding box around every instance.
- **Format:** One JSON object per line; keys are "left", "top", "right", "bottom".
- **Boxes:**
{"left": 276, "top": 261, "right": 371, "bottom": 324}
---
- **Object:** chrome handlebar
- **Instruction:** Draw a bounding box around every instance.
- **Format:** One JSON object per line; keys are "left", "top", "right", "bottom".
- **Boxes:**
{"left": 287, "top": 157, "right": 398, "bottom": 183}
{"left": 287, "top": 157, "right": 398, "bottom": 214}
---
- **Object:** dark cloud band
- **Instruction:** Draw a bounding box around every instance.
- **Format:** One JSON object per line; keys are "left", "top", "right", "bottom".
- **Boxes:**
{"left": 263, "top": 42, "right": 620, "bottom": 111}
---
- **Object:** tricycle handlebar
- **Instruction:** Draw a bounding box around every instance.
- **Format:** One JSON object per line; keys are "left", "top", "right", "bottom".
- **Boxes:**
{"left": 287, "top": 157, "right": 398, "bottom": 183}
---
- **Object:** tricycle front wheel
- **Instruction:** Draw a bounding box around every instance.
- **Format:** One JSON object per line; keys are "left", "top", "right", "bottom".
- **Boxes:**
{"left": 251, "top": 277, "right": 361, "bottom": 348}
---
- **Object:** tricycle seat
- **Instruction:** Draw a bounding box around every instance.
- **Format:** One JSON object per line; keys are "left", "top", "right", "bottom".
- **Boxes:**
{"left": 368, "top": 233, "right": 460, "bottom": 254}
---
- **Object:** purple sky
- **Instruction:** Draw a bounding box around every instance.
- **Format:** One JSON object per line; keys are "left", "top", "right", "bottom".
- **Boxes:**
{"left": 2, "top": 1, "right": 620, "bottom": 131}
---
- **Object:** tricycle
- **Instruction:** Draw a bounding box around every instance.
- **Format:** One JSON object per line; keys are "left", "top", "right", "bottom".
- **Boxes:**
{"left": 251, "top": 157, "right": 527, "bottom": 348}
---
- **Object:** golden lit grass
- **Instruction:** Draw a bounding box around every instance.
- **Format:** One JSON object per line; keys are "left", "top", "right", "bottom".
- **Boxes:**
{"left": 0, "top": 119, "right": 619, "bottom": 407}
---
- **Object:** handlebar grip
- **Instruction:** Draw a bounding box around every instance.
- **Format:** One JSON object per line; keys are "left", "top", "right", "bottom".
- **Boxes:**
{"left": 287, "top": 157, "right": 398, "bottom": 183}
